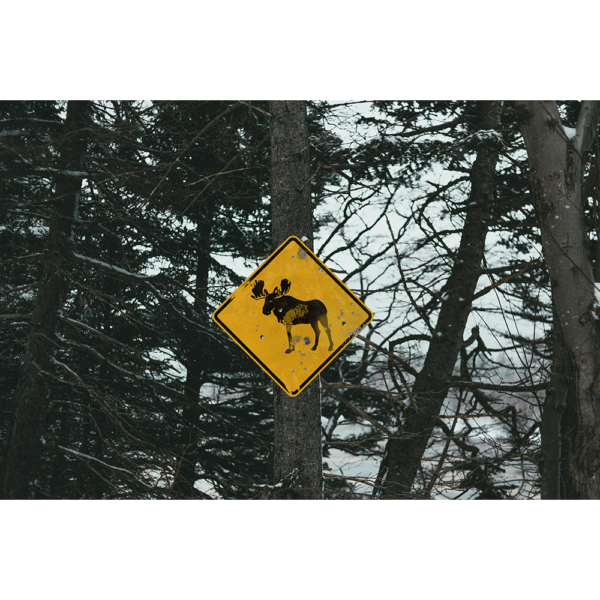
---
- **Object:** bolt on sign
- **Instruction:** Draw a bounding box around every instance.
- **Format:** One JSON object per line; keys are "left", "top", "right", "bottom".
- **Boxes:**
{"left": 213, "top": 236, "right": 374, "bottom": 396}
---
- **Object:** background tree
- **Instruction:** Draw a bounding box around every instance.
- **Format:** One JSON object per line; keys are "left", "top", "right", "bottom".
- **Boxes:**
{"left": 3, "top": 101, "right": 89, "bottom": 498}
{"left": 517, "top": 100, "right": 600, "bottom": 499}
{"left": 309, "top": 100, "right": 549, "bottom": 499}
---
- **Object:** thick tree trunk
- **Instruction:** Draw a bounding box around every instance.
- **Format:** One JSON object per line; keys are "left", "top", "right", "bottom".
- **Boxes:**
{"left": 269, "top": 100, "right": 322, "bottom": 499}
{"left": 2, "top": 101, "right": 88, "bottom": 499}
{"left": 378, "top": 102, "right": 500, "bottom": 498}
{"left": 517, "top": 100, "right": 600, "bottom": 498}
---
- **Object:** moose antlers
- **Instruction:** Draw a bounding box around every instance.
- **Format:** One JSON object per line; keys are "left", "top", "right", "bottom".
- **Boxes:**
{"left": 250, "top": 279, "right": 291, "bottom": 300}
{"left": 278, "top": 279, "right": 291, "bottom": 296}
{"left": 251, "top": 280, "right": 268, "bottom": 299}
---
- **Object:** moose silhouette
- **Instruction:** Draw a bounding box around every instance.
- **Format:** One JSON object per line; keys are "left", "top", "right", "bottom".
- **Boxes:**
{"left": 251, "top": 278, "right": 334, "bottom": 354}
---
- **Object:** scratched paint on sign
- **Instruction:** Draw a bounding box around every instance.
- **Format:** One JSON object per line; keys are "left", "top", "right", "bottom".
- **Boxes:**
{"left": 213, "top": 236, "right": 374, "bottom": 396}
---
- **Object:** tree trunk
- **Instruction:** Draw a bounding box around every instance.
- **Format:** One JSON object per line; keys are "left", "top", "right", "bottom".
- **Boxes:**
{"left": 517, "top": 100, "right": 600, "bottom": 498}
{"left": 2, "top": 101, "right": 89, "bottom": 499}
{"left": 539, "top": 301, "right": 567, "bottom": 498}
{"left": 378, "top": 102, "right": 501, "bottom": 498}
{"left": 171, "top": 197, "right": 216, "bottom": 498}
{"left": 269, "top": 100, "right": 322, "bottom": 499}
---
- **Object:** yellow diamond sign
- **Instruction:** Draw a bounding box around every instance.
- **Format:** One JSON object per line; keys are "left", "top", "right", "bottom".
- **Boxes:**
{"left": 213, "top": 236, "right": 374, "bottom": 396}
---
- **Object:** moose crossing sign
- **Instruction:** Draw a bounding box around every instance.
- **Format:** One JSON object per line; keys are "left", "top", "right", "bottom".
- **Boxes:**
{"left": 212, "top": 236, "right": 374, "bottom": 396}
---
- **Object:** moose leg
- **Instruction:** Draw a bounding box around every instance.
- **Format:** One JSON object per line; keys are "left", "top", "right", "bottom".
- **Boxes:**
{"left": 285, "top": 325, "right": 295, "bottom": 354}
{"left": 318, "top": 314, "right": 334, "bottom": 351}
{"left": 310, "top": 320, "right": 321, "bottom": 351}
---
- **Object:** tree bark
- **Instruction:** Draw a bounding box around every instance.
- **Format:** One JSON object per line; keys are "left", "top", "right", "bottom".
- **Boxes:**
{"left": 2, "top": 101, "right": 89, "bottom": 499}
{"left": 517, "top": 101, "right": 600, "bottom": 498}
{"left": 378, "top": 102, "right": 501, "bottom": 498}
{"left": 539, "top": 301, "right": 567, "bottom": 498}
{"left": 269, "top": 100, "right": 322, "bottom": 499}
